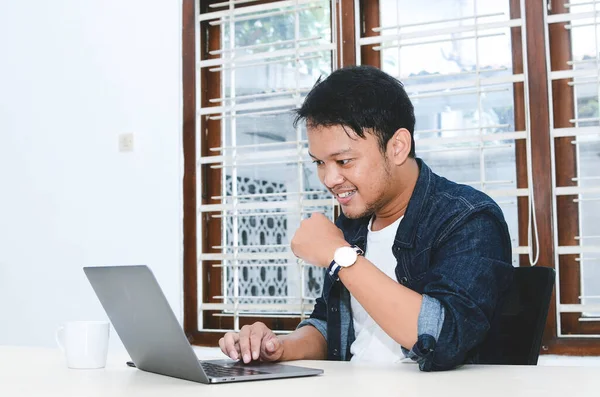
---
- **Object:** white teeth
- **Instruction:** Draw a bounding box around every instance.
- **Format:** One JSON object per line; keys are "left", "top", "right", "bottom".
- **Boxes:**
{"left": 338, "top": 191, "right": 355, "bottom": 198}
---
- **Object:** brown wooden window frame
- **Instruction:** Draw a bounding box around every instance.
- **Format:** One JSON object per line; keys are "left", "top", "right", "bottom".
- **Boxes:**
{"left": 182, "top": 0, "right": 600, "bottom": 355}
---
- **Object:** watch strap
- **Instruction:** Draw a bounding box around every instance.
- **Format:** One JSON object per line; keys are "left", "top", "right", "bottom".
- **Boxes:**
{"left": 327, "top": 245, "right": 364, "bottom": 281}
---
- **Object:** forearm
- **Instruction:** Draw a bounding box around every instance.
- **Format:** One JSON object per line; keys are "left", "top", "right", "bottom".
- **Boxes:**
{"left": 279, "top": 324, "right": 327, "bottom": 361}
{"left": 339, "top": 256, "right": 422, "bottom": 349}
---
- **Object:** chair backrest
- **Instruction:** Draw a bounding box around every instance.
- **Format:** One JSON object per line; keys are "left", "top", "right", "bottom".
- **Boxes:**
{"left": 479, "top": 266, "right": 555, "bottom": 365}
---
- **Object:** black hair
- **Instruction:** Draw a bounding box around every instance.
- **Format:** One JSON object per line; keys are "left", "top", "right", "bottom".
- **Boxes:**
{"left": 293, "top": 65, "right": 416, "bottom": 157}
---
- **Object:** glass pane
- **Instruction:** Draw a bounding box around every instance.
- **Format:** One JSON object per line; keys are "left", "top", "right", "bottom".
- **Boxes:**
{"left": 575, "top": 87, "right": 599, "bottom": 127}
{"left": 215, "top": 1, "right": 333, "bottom": 311}
{"left": 378, "top": 0, "right": 511, "bottom": 30}
{"left": 564, "top": 15, "right": 600, "bottom": 319}
{"left": 578, "top": 149, "right": 600, "bottom": 317}
{"left": 378, "top": 0, "right": 521, "bottom": 250}
{"left": 221, "top": 159, "right": 331, "bottom": 303}
{"left": 227, "top": 263, "right": 289, "bottom": 306}
{"left": 222, "top": 4, "right": 332, "bottom": 99}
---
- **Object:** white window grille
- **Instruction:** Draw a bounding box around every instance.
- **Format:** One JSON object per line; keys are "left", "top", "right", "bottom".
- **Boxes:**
{"left": 195, "top": 0, "right": 544, "bottom": 334}
{"left": 546, "top": 0, "right": 600, "bottom": 335}
{"left": 198, "top": 0, "right": 337, "bottom": 332}
{"left": 360, "top": 0, "right": 537, "bottom": 268}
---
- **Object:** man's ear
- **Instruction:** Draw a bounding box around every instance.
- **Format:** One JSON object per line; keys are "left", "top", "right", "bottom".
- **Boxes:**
{"left": 387, "top": 128, "right": 412, "bottom": 165}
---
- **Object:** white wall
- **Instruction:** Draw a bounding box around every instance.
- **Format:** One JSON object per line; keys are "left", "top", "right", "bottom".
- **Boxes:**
{"left": 0, "top": 0, "right": 183, "bottom": 351}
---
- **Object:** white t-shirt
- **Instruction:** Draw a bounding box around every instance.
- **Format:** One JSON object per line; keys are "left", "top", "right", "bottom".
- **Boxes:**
{"left": 350, "top": 215, "right": 405, "bottom": 363}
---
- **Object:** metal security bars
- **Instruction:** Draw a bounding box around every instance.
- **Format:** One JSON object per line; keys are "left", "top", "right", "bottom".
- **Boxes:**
{"left": 356, "top": 0, "right": 537, "bottom": 268}
{"left": 196, "top": 0, "right": 337, "bottom": 336}
{"left": 546, "top": 0, "right": 600, "bottom": 337}
{"left": 186, "top": 0, "right": 600, "bottom": 352}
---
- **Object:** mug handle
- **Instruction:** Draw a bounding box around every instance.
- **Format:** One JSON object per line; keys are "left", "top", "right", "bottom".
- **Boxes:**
{"left": 55, "top": 325, "right": 65, "bottom": 351}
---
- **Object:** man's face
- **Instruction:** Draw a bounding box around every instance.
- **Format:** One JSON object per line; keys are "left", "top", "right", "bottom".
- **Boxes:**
{"left": 307, "top": 125, "right": 393, "bottom": 219}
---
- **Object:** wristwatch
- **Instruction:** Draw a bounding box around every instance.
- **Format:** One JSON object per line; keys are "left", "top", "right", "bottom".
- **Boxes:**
{"left": 327, "top": 245, "right": 364, "bottom": 281}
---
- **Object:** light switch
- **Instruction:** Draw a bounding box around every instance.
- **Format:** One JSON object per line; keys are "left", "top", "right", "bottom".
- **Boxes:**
{"left": 118, "top": 133, "right": 134, "bottom": 152}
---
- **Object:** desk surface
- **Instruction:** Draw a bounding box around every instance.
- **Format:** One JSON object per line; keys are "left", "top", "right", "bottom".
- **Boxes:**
{"left": 0, "top": 346, "right": 595, "bottom": 396}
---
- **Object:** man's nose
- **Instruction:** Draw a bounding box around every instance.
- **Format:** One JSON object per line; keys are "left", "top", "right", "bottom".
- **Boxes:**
{"left": 322, "top": 165, "right": 345, "bottom": 189}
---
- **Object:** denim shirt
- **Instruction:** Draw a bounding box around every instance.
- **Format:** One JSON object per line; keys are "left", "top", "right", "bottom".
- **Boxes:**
{"left": 297, "top": 158, "right": 514, "bottom": 371}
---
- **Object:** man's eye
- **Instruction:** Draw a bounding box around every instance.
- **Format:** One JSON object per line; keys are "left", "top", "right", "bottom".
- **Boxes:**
{"left": 312, "top": 160, "right": 324, "bottom": 166}
{"left": 337, "top": 159, "right": 352, "bottom": 165}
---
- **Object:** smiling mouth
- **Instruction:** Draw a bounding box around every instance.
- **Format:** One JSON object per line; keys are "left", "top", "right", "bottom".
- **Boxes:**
{"left": 337, "top": 190, "right": 356, "bottom": 199}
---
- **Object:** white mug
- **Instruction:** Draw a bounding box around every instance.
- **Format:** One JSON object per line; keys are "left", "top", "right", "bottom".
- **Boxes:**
{"left": 56, "top": 321, "right": 110, "bottom": 369}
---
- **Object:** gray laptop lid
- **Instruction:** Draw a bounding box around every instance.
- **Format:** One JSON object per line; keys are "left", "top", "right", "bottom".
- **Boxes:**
{"left": 83, "top": 265, "right": 323, "bottom": 384}
{"left": 84, "top": 265, "right": 209, "bottom": 383}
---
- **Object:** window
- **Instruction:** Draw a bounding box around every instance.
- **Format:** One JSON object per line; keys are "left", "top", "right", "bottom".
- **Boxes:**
{"left": 183, "top": 0, "right": 600, "bottom": 354}
{"left": 186, "top": 0, "right": 340, "bottom": 344}
{"left": 369, "top": 0, "right": 529, "bottom": 269}
{"left": 546, "top": 0, "right": 600, "bottom": 341}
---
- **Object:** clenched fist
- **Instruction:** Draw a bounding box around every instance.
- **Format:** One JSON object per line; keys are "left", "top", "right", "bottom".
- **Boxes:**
{"left": 290, "top": 212, "right": 348, "bottom": 267}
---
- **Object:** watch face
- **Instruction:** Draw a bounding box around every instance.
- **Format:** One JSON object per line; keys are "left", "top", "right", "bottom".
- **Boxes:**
{"left": 334, "top": 246, "right": 358, "bottom": 267}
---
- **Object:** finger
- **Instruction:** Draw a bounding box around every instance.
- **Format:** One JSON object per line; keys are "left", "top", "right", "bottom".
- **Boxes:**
{"left": 223, "top": 333, "right": 240, "bottom": 360}
{"left": 265, "top": 335, "right": 281, "bottom": 355}
{"left": 249, "top": 326, "right": 263, "bottom": 361}
{"left": 218, "top": 337, "right": 226, "bottom": 355}
{"left": 261, "top": 335, "right": 282, "bottom": 361}
{"left": 218, "top": 336, "right": 238, "bottom": 358}
{"left": 238, "top": 325, "right": 252, "bottom": 364}
{"left": 310, "top": 212, "right": 325, "bottom": 220}
{"left": 265, "top": 337, "right": 277, "bottom": 353}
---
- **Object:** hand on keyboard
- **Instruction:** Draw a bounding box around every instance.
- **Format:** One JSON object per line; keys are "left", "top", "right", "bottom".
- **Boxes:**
{"left": 219, "top": 322, "right": 284, "bottom": 364}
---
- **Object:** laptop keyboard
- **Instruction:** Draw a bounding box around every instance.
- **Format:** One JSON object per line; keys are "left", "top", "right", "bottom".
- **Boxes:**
{"left": 201, "top": 362, "right": 268, "bottom": 378}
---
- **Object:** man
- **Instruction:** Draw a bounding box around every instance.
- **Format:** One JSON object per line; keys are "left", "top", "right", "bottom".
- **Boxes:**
{"left": 218, "top": 65, "right": 514, "bottom": 371}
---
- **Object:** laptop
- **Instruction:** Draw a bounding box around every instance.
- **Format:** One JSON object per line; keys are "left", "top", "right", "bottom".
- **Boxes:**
{"left": 83, "top": 265, "right": 324, "bottom": 384}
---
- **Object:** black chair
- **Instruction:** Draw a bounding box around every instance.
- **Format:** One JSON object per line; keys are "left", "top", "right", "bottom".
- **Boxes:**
{"left": 479, "top": 266, "right": 555, "bottom": 365}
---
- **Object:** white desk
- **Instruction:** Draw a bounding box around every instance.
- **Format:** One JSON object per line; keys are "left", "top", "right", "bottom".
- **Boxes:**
{"left": 0, "top": 346, "right": 595, "bottom": 396}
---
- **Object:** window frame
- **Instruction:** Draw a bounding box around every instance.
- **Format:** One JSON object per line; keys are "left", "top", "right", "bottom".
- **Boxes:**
{"left": 182, "top": 0, "right": 600, "bottom": 354}
{"left": 183, "top": 0, "right": 357, "bottom": 346}
{"left": 544, "top": 0, "right": 600, "bottom": 350}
